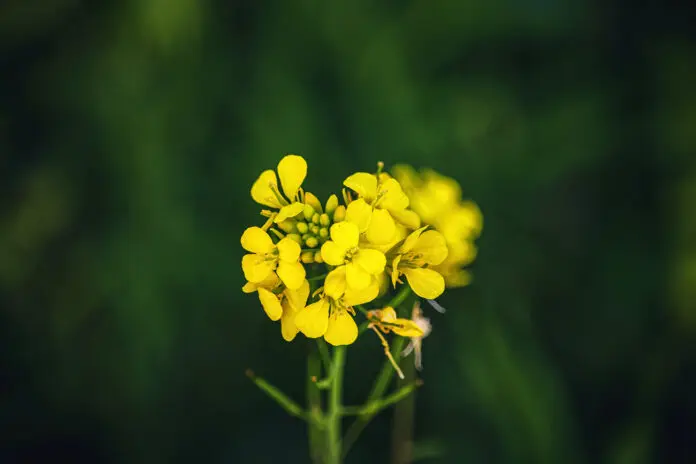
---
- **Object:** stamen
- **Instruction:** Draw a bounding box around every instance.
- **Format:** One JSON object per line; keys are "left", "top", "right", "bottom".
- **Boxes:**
{"left": 342, "top": 187, "right": 352, "bottom": 205}
{"left": 261, "top": 215, "right": 275, "bottom": 231}
{"left": 371, "top": 326, "right": 404, "bottom": 379}
{"left": 269, "top": 228, "right": 285, "bottom": 240}
{"left": 426, "top": 299, "right": 447, "bottom": 313}
{"left": 268, "top": 182, "right": 290, "bottom": 206}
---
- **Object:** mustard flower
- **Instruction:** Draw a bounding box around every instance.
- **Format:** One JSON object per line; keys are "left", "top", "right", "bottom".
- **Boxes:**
{"left": 320, "top": 221, "right": 386, "bottom": 294}
{"left": 251, "top": 154, "right": 308, "bottom": 223}
{"left": 390, "top": 226, "right": 448, "bottom": 299}
{"left": 343, "top": 172, "right": 420, "bottom": 244}
{"left": 243, "top": 277, "right": 310, "bottom": 342}
{"left": 241, "top": 226, "right": 306, "bottom": 290}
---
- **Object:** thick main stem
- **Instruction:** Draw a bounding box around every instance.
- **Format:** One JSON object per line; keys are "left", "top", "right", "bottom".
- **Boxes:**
{"left": 307, "top": 347, "right": 323, "bottom": 463}
{"left": 326, "top": 346, "right": 346, "bottom": 464}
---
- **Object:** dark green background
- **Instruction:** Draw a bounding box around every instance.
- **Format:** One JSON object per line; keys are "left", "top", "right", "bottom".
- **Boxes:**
{"left": 2, "top": 1, "right": 695, "bottom": 462}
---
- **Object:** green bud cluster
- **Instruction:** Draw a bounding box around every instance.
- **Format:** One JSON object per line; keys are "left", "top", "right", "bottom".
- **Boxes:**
{"left": 281, "top": 195, "right": 347, "bottom": 263}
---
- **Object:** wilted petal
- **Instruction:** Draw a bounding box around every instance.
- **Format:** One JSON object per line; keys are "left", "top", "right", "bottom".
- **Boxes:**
{"left": 241, "top": 227, "right": 274, "bottom": 254}
{"left": 242, "top": 254, "right": 274, "bottom": 283}
{"left": 392, "top": 319, "right": 425, "bottom": 338}
{"left": 277, "top": 260, "right": 306, "bottom": 290}
{"left": 343, "top": 172, "right": 378, "bottom": 200}
{"left": 403, "top": 268, "right": 445, "bottom": 299}
{"left": 324, "top": 310, "right": 358, "bottom": 346}
{"left": 295, "top": 299, "right": 330, "bottom": 338}
{"left": 277, "top": 154, "right": 307, "bottom": 201}
{"left": 251, "top": 170, "right": 284, "bottom": 208}
{"left": 258, "top": 288, "right": 282, "bottom": 321}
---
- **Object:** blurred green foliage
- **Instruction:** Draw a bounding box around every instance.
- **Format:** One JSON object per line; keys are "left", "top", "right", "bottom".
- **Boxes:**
{"left": 1, "top": 0, "right": 695, "bottom": 462}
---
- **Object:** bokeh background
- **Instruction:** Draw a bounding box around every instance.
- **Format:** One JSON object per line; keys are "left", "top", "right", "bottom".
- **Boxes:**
{"left": 2, "top": 0, "right": 696, "bottom": 462}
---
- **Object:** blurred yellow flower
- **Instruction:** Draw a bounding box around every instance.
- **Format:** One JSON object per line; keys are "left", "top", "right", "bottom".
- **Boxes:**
{"left": 251, "top": 154, "right": 308, "bottom": 223}
{"left": 241, "top": 226, "right": 306, "bottom": 289}
{"left": 321, "top": 221, "right": 386, "bottom": 294}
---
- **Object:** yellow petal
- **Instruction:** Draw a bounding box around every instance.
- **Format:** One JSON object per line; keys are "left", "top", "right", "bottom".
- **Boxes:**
{"left": 403, "top": 268, "right": 445, "bottom": 299}
{"left": 378, "top": 307, "right": 398, "bottom": 324}
{"left": 284, "top": 279, "right": 310, "bottom": 310}
{"left": 343, "top": 172, "right": 378, "bottom": 200}
{"left": 280, "top": 301, "right": 300, "bottom": 341}
{"left": 258, "top": 288, "right": 282, "bottom": 321}
{"left": 378, "top": 178, "right": 409, "bottom": 211}
{"left": 354, "top": 248, "right": 386, "bottom": 275}
{"left": 324, "top": 310, "right": 358, "bottom": 346}
{"left": 414, "top": 230, "right": 448, "bottom": 265}
{"left": 324, "top": 266, "right": 347, "bottom": 298}
{"left": 400, "top": 226, "right": 428, "bottom": 253}
{"left": 345, "top": 261, "right": 371, "bottom": 290}
{"left": 321, "top": 241, "right": 347, "bottom": 266}
{"left": 345, "top": 198, "right": 372, "bottom": 233}
{"left": 391, "top": 208, "right": 421, "bottom": 229}
{"left": 242, "top": 272, "right": 280, "bottom": 293}
{"left": 251, "top": 170, "right": 284, "bottom": 208}
{"left": 275, "top": 202, "right": 305, "bottom": 222}
{"left": 344, "top": 277, "right": 379, "bottom": 306}
{"left": 242, "top": 282, "right": 257, "bottom": 293}
{"left": 295, "top": 299, "right": 330, "bottom": 338}
{"left": 366, "top": 209, "right": 397, "bottom": 245}
{"left": 242, "top": 254, "right": 274, "bottom": 283}
{"left": 392, "top": 319, "right": 425, "bottom": 338}
{"left": 304, "top": 191, "right": 323, "bottom": 213}
{"left": 277, "top": 237, "right": 301, "bottom": 263}
{"left": 241, "top": 226, "right": 274, "bottom": 254}
{"left": 277, "top": 154, "right": 307, "bottom": 201}
{"left": 391, "top": 255, "right": 401, "bottom": 287}
{"left": 330, "top": 221, "right": 360, "bottom": 248}
{"left": 277, "top": 260, "right": 306, "bottom": 290}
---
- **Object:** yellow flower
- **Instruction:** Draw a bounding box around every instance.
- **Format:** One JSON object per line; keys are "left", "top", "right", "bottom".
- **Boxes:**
{"left": 390, "top": 227, "right": 448, "bottom": 299}
{"left": 251, "top": 154, "right": 308, "bottom": 223}
{"left": 368, "top": 307, "right": 424, "bottom": 338}
{"left": 243, "top": 278, "right": 310, "bottom": 341}
{"left": 241, "top": 226, "right": 306, "bottom": 289}
{"left": 320, "top": 221, "right": 386, "bottom": 294}
{"left": 343, "top": 172, "right": 420, "bottom": 244}
{"left": 295, "top": 279, "right": 379, "bottom": 346}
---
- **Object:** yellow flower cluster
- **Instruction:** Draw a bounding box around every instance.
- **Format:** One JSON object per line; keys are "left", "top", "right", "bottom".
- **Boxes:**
{"left": 391, "top": 165, "right": 483, "bottom": 287}
{"left": 241, "top": 155, "right": 481, "bottom": 346}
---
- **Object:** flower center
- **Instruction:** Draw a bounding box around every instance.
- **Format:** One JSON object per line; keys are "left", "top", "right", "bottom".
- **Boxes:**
{"left": 344, "top": 246, "right": 360, "bottom": 262}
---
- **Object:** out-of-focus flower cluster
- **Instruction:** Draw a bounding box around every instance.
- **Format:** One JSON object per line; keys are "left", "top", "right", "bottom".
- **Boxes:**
{"left": 241, "top": 155, "right": 482, "bottom": 348}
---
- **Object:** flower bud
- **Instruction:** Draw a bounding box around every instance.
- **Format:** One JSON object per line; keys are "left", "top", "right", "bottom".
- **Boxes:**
{"left": 301, "top": 233, "right": 311, "bottom": 242}
{"left": 303, "top": 204, "right": 316, "bottom": 221}
{"left": 313, "top": 251, "right": 323, "bottom": 264}
{"left": 301, "top": 251, "right": 315, "bottom": 264}
{"left": 333, "top": 205, "right": 346, "bottom": 222}
{"left": 305, "top": 236, "right": 319, "bottom": 248}
{"left": 319, "top": 227, "right": 329, "bottom": 238}
{"left": 324, "top": 194, "right": 338, "bottom": 215}
{"left": 311, "top": 213, "right": 320, "bottom": 225}
{"left": 310, "top": 224, "right": 320, "bottom": 235}
{"left": 286, "top": 233, "right": 303, "bottom": 244}
{"left": 304, "top": 192, "right": 323, "bottom": 213}
{"left": 296, "top": 221, "right": 309, "bottom": 234}
{"left": 277, "top": 220, "right": 295, "bottom": 233}
{"left": 319, "top": 213, "right": 331, "bottom": 227}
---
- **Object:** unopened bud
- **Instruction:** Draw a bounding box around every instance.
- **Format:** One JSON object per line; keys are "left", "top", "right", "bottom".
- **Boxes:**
{"left": 301, "top": 233, "right": 311, "bottom": 242}
{"left": 301, "top": 251, "right": 315, "bottom": 264}
{"left": 333, "top": 205, "right": 346, "bottom": 222}
{"left": 304, "top": 192, "right": 323, "bottom": 213}
{"left": 310, "top": 224, "right": 320, "bottom": 235}
{"left": 325, "top": 195, "right": 338, "bottom": 215}
{"left": 277, "top": 220, "right": 295, "bottom": 233}
{"left": 303, "top": 204, "right": 316, "bottom": 221}
{"left": 314, "top": 251, "right": 324, "bottom": 264}
{"left": 319, "top": 227, "right": 329, "bottom": 238}
{"left": 286, "top": 233, "right": 302, "bottom": 244}
{"left": 311, "top": 213, "right": 320, "bottom": 225}
{"left": 296, "top": 221, "right": 309, "bottom": 234}
{"left": 319, "top": 213, "right": 331, "bottom": 227}
{"left": 305, "top": 236, "right": 319, "bottom": 248}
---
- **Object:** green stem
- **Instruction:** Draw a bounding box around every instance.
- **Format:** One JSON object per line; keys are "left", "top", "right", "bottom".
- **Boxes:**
{"left": 341, "top": 380, "right": 420, "bottom": 416}
{"left": 326, "top": 346, "right": 346, "bottom": 464}
{"left": 246, "top": 370, "right": 308, "bottom": 421}
{"left": 317, "top": 339, "right": 332, "bottom": 372}
{"left": 389, "top": 285, "right": 412, "bottom": 311}
{"left": 307, "top": 348, "right": 324, "bottom": 463}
